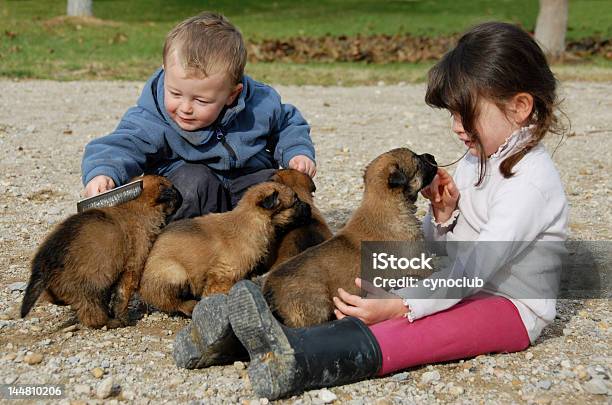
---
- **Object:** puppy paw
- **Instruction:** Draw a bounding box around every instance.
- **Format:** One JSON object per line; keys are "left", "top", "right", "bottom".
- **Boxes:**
{"left": 106, "top": 318, "right": 129, "bottom": 329}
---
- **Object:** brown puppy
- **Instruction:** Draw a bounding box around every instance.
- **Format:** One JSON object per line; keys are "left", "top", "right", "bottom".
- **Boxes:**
{"left": 263, "top": 148, "right": 437, "bottom": 327}
{"left": 138, "top": 182, "right": 311, "bottom": 316}
{"left": 268, "top": 169, "right": 333, "bottom": 269}
{"left": 20, "top": 175, "right": 182, "bottom": 328}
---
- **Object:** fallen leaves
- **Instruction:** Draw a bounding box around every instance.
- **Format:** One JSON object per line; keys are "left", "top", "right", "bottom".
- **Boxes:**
{"left": 247, "top": 34, "right": 457, "bottom": 63}
{"left": 246, "top": 34, "right": 612, "bottom": 64}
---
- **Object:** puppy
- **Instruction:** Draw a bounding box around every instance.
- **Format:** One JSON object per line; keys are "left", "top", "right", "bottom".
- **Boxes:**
{"left": 138, "top": 182, "right": 311, "bottom": 316}
{"left": 20, "top": 175, "right": 182, "bottom": 328}
{"left": 268, "top": 169, "right": 333, "bottom": 269}
{"left": 263, "top": 148, "right": 437, "bottom": 327}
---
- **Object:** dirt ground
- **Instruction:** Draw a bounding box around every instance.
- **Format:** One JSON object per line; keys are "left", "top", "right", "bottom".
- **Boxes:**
{"left": 0, "top": 80, "right": 610, "bottom": 404}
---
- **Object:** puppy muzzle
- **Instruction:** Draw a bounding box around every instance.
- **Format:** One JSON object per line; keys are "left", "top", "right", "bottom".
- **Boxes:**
{"left": 293, "top": 200, "right": 312, "bottom": 226}
{"left": 158, "top": 186, "right": 183, "bottom": 214}
{"left": 419, "top": 153, "right": 438, "bottom": 188}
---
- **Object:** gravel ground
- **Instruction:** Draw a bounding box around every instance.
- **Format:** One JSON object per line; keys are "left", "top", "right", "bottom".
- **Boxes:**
{"left": 0, "top": 80, "right": 610, "bottom": 404}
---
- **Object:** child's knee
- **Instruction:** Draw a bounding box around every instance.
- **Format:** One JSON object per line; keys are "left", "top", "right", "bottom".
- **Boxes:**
{"left": 167, "top": 163, "right": 229, "bottom": 218}
{"left": 168, "top": 163, "right": 220, "bottom": 190}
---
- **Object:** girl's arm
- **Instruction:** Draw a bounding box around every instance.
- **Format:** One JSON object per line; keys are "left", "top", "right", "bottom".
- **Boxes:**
{"left": 400, "top": 182, "right": 554, "bottom": 321}
{"left": 422, "top": 168, "right": 460, "bottom": 242}
{"left": 423, "top": 207, "right": 460, "bottom": 242}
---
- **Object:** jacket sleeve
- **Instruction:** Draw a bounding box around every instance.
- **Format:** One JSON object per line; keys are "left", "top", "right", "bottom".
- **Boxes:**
{"left": 396, "top": 181, "right": 555, "bottom": 321}
{"left": 271, "top": 101, "right": 315, "bottom": 168}
{"left": 81, "top": 107, "right": 168, "bottom": 186}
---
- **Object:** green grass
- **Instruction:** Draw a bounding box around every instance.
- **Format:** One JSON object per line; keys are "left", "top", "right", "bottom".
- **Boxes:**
{"left": 0, "top": 0, "right": 610, "bottom": 84}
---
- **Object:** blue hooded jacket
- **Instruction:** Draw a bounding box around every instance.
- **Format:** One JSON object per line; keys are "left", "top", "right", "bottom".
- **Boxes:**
{"left": 81, "top": 68, "right": 315, "bottom": 186}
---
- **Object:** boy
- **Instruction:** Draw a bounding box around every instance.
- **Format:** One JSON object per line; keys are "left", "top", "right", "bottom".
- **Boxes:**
{"left": 82, "top": 12, "right": 316, "bottom": 219}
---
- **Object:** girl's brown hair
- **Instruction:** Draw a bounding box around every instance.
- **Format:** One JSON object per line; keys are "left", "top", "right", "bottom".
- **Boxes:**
{"left": 425, "top": 22, "right": 562, "bottom": 185}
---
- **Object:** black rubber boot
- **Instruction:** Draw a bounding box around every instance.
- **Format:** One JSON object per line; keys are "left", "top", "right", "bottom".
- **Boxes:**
{"left": 173, "top": 294, "right": 248, "bottom": 369}
{"left": 228, "top": 280, "right": 382, "bottom": 400}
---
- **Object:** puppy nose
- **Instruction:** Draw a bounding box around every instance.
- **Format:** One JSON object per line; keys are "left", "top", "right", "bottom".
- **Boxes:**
{"left": 297, "top": 200, "right": 312, "bottom": 220}
{"left": 421, "top": 153, "right": 437, "bottom": 166}
{"left": 172, "top": 186, "right": 183, "bottom": 209}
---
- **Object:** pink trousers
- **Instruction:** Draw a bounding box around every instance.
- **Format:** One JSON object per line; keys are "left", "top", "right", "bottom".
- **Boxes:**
{"left": 369, "top": 294, "right": 531, "bottom": 376}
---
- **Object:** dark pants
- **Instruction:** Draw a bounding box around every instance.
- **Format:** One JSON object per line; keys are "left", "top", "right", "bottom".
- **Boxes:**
{"left": 166, "top": 163, "right": 276, "bottom": 221}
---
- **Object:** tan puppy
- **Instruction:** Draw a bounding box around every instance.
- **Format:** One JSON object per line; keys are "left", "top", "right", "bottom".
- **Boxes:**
{"left": 268, "top": 169, "right": 333, "bottom": 268}
{"left": 138, "top": 182, "right": 311, "bottom": 316}
{"left": 263, "top": 148, "right": 437, "bottom": 327}
{"left": 20, "top": 175, "right": 182, "bottom": 328}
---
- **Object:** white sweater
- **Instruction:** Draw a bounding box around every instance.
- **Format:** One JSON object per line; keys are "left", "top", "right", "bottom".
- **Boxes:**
{"left": 399, "top": 127, "right": 569, "bottom": 343}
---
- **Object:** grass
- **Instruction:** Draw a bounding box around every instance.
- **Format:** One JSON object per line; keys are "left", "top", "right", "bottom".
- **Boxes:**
{"left": 0, "top": 0, "right": 610, "bottom": 84}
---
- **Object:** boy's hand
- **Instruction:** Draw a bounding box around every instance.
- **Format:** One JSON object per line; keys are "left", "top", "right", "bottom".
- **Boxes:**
{"left": 421, "top": 168, "right": 459, "bottom": 224}
{"left": 288, "top": 155, "right": 316, "bottom": 178}
{"left": 84, "top": 175, "right": 115, "bottom": 198}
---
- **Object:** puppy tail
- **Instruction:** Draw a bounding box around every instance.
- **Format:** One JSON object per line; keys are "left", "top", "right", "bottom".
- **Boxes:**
{"left": 20, "top": 259, "right": 51, "bottom": 318}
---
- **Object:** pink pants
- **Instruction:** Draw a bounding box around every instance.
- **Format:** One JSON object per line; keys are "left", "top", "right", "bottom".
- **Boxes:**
{"left": 369, "top": 294, "right": 530, "bottom": 376}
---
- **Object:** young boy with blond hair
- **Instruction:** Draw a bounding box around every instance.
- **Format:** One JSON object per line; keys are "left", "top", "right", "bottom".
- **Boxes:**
{"left": 82, "top": 12, "right": 316, "bottom": 219}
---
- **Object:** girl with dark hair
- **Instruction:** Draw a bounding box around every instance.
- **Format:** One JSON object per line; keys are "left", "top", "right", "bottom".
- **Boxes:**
{"left": 179, "top": 21, "right": 569, "bottom": 400}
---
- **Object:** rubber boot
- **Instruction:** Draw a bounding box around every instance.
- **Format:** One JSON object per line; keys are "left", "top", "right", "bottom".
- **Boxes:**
{"left": 228, "top": 280, "right": 382, "bottom": 400}
{"left": 173, "top": 294, "right": 248, "bottom": 369}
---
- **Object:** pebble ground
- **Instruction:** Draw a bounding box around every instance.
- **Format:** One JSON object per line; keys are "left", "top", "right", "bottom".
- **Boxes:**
{"left": 0, "top": 80, "right": 610, "bottom": 404}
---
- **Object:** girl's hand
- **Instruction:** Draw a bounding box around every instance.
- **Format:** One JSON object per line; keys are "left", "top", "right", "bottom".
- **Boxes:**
{"left": 288, "top": 155, "right": 317, "bottom": 178}
{"left": 84, "top": 175, "right": 115, "bottom": 198}
{"left": 333, "top": 278, "right": 407, "bottom": 325}
{"left": 421, "top": 168, "right": 459, "bottom": 224}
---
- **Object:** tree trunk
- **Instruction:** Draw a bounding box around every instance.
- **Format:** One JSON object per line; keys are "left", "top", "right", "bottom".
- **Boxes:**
{"left": 535, "top": 0, "right": 568, "bottom": 62}
{"left": 67, "top": 0, "right": 93, "bottom": 17}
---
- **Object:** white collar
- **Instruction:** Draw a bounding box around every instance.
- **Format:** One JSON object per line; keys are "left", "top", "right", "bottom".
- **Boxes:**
{"left": 489, "top": 124, "right": 535, "bottom": 160}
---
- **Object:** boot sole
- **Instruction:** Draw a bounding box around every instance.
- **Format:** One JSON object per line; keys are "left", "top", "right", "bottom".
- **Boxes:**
{"left": 173, "top": 324, "right": 205, "bottom": 369}
{"left": 228, "top": 280, "right": 296, "bottom": 400}
{"left": 173, "top": 294, "right": 246, "bottom": 369}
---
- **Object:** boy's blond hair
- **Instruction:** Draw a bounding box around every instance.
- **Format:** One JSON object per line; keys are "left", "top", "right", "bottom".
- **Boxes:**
{"left": 163, "top": 12, "right": 246, "bottom": 85}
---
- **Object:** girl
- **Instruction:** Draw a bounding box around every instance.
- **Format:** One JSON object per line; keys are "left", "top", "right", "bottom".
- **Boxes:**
{"left": 180, "top": 21, "right": 569, "bottom": 399}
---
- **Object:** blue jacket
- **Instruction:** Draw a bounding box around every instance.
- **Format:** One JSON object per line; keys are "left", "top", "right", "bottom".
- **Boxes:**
{"left": 81, "top": 68, "right": 315, "bottom": 186}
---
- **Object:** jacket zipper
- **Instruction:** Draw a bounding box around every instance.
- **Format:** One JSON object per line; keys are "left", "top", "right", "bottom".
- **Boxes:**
{"left": 215, "top": 127, "right": 238, "bottom": 167}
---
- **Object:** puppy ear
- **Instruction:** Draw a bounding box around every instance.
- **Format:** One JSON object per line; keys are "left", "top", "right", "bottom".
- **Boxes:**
{"left": 259, "top": 190, "right": 279, "bottom": 210}
{"left": 388, "top": 166, "right": 408, "bottom": 188}
{"left": 156, "top": 185, "right": 178, "bottom": 204}
{"left": 269, "top": 172, "right": 281, "bottom": 183}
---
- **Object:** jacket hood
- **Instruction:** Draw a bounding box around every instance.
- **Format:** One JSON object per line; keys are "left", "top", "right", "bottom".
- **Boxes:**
{"left": 137, "top": 68, "right": 250, "bottom": 146}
